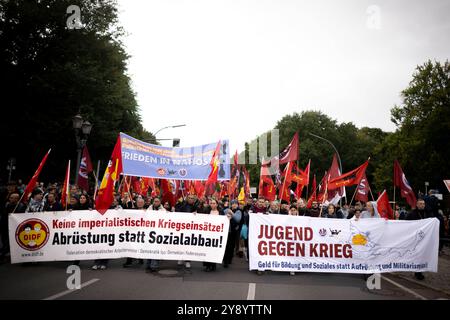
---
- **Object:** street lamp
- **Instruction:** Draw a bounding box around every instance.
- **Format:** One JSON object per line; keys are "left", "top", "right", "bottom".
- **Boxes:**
{"left": 154, "top": 124, "right": 186, "bottom": 137}
{"left": 7, "top": 157, "right": 16, "bottom": 183}
{"left": 308, "top": 133, "right": 342, "bottom": 175}
{"left": 73, "top": 114, "right": 93, "bottom": 185}
{"left": 309, "top": 132, "right": 343, "bottom": 205}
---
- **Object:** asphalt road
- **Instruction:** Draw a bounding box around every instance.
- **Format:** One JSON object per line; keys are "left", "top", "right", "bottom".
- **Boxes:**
{"left": 0, "top": 256, "right": 449, "bottom": 300}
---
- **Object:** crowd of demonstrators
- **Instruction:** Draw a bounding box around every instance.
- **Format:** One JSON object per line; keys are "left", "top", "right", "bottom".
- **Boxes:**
{"left": 1, "top": 179, "right": 449, "bottom": 282}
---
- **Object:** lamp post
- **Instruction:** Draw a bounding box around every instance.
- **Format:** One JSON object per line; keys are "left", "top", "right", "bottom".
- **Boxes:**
{"left": 73, "top": 114, "right": 93, "bottom": 185}
{"left": 7, "top": 157, "right": 16, "bottom": 183}
{"left": 308, "top": 132, "right": 343, "bottom": 205}
{"left": 154, "top": 124, "right": 186, "bottom": 137}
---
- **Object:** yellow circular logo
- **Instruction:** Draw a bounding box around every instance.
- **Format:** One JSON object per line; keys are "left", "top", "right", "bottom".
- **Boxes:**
{"left": 352, "top": 234, "right": 368, "bottom": 246}
{"left": 15, "top": 219, "right": 50, "bottom": 251}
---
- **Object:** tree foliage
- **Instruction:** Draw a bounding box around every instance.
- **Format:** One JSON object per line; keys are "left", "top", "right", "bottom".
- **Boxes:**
{"left": 0, "top": 0, "right": 154, "bottom": 182}
{"left": 373, "top": 60, "right": 450, "bottom": 196}
{"left": 242, "top": 111, "right": 388, "bottom": 198}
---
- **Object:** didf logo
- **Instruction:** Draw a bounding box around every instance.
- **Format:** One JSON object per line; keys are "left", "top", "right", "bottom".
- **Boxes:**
{"left": 15, "top": 219, "right": 50, "bottom": 251}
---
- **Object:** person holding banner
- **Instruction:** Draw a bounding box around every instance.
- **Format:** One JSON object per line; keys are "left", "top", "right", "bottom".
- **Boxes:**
{"left": 203, "top": 199, "right": 221, "bottom": 272}
{"left": 308, "top": 201, "right": 321, "bottom": 217}
{"left": 176, "top": 194, "right": 199, "bottom": 270}
{"left": 43, "top": 192, "right": 62, "bottom": 212}
{"left": 350, "top": 209, "right": 362, "bottom": 221}
{"left": 289, "top": 205, "right": 299, "bottom": 216}
{"left": 145, "top": 197, "right": 166, "bottom": 273}
{"left": 1, "top": 192, "right": 25, "bottom": 261}
{"left": 121, "top": 192, "right": 135, "bottom": 209}
{"left": 323, "top": 204, "right": 343, "bottom": 219}
{"left": 361, "top": 201, "right": 380, "bottom": 219}
{"left": 251, "top": 197, "right": 268, "bottom": 214}
{"left": 406, "top": 198, "right": 435, "bottom": 280}
{"left": 123, "top": 198, "right": 146, "bottom": 268}
{"left": 223, "top": 200, "right": 242, "bottom": 268}
{"left": 163, "top": 201, "right": 173, "bottom": 212}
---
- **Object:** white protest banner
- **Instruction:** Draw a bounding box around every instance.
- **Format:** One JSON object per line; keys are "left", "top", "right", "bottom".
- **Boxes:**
{"left": 249, "top": 214, "right": 439, "bottom": 274}
{"left": 9, "top": 209, "right": 229, "bottom": 264}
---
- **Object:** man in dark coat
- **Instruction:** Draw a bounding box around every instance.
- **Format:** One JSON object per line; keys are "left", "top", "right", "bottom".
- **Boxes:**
{"left": 406, "top": 199, "right": 435, "bottom": 280}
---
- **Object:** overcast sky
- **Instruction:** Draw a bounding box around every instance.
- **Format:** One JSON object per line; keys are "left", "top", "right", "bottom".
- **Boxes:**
{"left": 117, "top": 0, "right": 450, "bottom": 152}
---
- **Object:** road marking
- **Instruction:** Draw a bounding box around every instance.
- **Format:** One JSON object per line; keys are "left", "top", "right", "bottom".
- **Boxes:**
{"left": 43, "top": 278, "right": 100, "bottom": 300}
{"left": 380, "top": 275, "right": 427, "bottom": 300}
{"left": 247, "top": 283, "right": 256, "bottom": 300}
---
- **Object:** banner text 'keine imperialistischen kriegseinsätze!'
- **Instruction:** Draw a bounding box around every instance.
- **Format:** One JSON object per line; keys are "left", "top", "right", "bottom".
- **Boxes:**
{"left": 9, "top": 210, "right": 230, "bottom": 264}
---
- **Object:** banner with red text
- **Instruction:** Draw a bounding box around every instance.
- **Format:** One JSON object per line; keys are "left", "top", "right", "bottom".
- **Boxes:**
{"left": 9, "top": 210, "right": 229, "bottom": 264}
{"left": 249, "top": 214, "right": 439, "bottom": 274}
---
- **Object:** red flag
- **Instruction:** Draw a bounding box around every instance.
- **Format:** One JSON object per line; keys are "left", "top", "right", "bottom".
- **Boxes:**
{"left": 316, "top": 171, "right": 329, "bottom": 203}
{"left": 259, "top": 164, "right": 276, "bottom": 201}
{"left": 140, "top": 177, "right": 152, "bottom": 196}
{"left": 291, "top": 160, "right": 310, "bottom": 185}
{"left": 78, "top": 145, "right": 93, "bottom": 191}
{"left": 444, "top": 180, "right": 450, "bottom": 193}
{"left": 95, "top": 137, "right": 123, "bottom": 214}
{"left": 150, "top": 178, "right": 160, "bottom": 198}
{"left": 130, "top": 176, "right": 141, "bottom": 195}
{"left": 393, "top": 160, "right": 417, "bottom": 208}
{"left": 376, "top": 190, "right": 394, "bottom": 220}
{"left": 306, "top": 175, "right": 317, "bottom": 208}
{"left": 262, "top": 132, "right": 299, "bottom": 167}
{"left": 228, "top": 152, "right": 240, "bottom": 199}
{"left": 119, "top": 176, "right": 130, "bottom": 198}
{"left": 326, "top": 154, "right": 345, "bottom": 202}
{"left": 293, "top": 160, "right": 310, "bottom": 199}
{"left": 194, "top": 180, "right": 205, "bottom": 198}
{"left": 161, "top": 179, "right": 176, "bottom": 206}
{"left": 327, "top": 160, "right": 369, "bottom": 191}
{"left": 242, "top": 165, "right": 251, "bottom": 201}
{"left": 355, "top": 173, "right": 370, "bottom": 203}
{"left": 205, "top": 141, "right": 221, "bottom": 195}
{"left": 22, "top": 149, "right": 51, "bottom": 202}
{"left": 279, "top": 161, "right": 293, "bottom": 202}
{"left": 61, "top": 160, "right": 71, "bottom": 209}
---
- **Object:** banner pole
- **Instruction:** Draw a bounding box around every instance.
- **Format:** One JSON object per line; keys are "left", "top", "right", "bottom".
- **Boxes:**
{"left": 349, "top": 187, "right": 358, "bottom": 206}
{"left": 12, "top": 192, "right": 26, "bottom": 213}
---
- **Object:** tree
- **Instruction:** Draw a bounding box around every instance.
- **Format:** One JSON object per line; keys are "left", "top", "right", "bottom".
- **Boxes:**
{"left": 0, "top": 0, "right": 155, "bottom": 182}
{"left": 242, "top": 111, "right": 387, "bottom": 199}
{"left": 373, "top": 60, "right": 450, "bottom": 197}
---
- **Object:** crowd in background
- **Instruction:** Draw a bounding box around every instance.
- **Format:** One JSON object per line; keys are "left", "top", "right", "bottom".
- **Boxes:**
{"left": 1, "top": 179, "right": 449, "bottom": 280}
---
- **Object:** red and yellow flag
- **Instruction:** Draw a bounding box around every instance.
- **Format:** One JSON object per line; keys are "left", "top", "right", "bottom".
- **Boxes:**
{"left": 205, "top": 140, "right": 221, "bottom": 196}
{"left": 95, "top": 137, "right": 122, "bottom": 214}
{"left": 61, "top": 160, "right": 71, "bottom": 210}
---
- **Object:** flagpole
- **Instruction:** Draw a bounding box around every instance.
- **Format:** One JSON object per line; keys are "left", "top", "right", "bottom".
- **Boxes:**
{"left": 369, "top": 185, "right": 375, "bottom": 201}
{"left": 65, "top": 160, "right": 71, "bottom": 211}
{"left": 393, "top": 185, "right": 396, "bottom": 214}
{"left": 12, "top": 192, "right": 26, "bottom": 214}
{"left": 349, "top": 187, "right": 358, "bottom": 206}
{"left": 319, "top": 175, "right": 330, "bottom": 218}
{"left": 13, "top": 148, "right": 52, "bottom": 213}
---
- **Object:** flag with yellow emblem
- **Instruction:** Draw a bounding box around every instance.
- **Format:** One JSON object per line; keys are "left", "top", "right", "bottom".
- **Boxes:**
{"left": 205, "top": 140, "right": 221, "bottom": 196}
{"left": 95, "top": 136, "right": 123, "bottom": 214}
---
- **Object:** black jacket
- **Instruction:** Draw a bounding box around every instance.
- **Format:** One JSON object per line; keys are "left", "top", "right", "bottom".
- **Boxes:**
{"left": 175, "top": 200, "right": 198, "bottom": 213}
{"left": 406, "top": 208, "right": 434, "bottom": 220}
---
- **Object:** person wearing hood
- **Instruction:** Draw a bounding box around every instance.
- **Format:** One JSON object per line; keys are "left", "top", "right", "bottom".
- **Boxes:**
{"left": 361, "top": 201, "right": 381, "bottom": 219}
